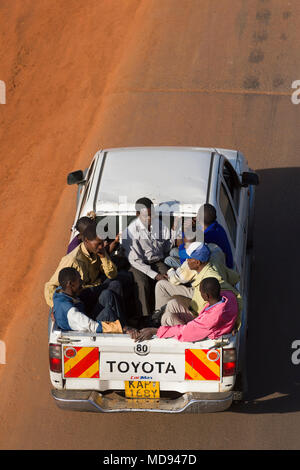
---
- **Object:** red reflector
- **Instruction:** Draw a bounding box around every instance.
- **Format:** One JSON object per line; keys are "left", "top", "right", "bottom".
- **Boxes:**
{"left": 65, "top": 347, "right": 77, "bottom": 359}
{"left": 223, "top": 361, "right": 236, "bottom": 377}
{"left": 50, "top": 357, "right": 62, "bottom": 373}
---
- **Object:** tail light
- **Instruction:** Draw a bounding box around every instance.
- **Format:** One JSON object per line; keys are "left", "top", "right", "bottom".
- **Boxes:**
{"left": 49, "top": 343, "right": 62, "bottom": 373}
{"left": 222, "top": 348, "right": 236, "bottom": 376}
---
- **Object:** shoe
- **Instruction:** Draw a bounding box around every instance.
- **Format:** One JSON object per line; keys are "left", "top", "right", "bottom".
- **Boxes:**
{"left": 151, "top": 306, "right": 166, "bottom": 327}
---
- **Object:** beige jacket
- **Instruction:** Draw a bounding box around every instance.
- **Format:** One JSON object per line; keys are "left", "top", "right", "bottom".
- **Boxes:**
{"left": 44, "top": 242, "right": 117, "bottom": 307}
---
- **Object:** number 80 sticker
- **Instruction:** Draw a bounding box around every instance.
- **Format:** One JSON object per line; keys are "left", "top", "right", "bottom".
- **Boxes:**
{"left": 134, "top": 343, "right": 150, "bottom": 356}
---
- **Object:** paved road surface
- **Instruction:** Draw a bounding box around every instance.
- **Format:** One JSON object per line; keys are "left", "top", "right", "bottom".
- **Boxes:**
{"left": 0, "top": 0, "right": 300, "bottom": 450}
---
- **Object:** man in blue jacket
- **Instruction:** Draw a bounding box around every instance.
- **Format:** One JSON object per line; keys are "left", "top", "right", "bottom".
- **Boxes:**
{"left": 198, "top": 203, "right": 234, "bottom": 269}
{"left": 165, "top": 204, "right": 233, "bottom": 270}
{"left": 53, "top": 267, "right": 124, "bottom": 333}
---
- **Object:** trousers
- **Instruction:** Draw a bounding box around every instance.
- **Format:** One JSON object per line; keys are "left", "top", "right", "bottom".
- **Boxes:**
{"left": 155, "top": 279, "right": 194, "bottom": 311}
{"left": 161, "top": 296, "right": 196, "bottom": 326}
{"left": 79, "top": 279, "right": 125, "bottom": 325}
{"left": 129, "top": 260, "right": 169, "bottom": 317}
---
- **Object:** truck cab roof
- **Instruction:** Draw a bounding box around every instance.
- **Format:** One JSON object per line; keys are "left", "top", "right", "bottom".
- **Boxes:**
{"left": 76, "top": 146, "right": 245, "bottom": 217}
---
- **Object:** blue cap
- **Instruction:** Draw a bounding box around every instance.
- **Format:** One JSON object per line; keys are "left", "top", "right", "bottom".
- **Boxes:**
{"left": 186, "top": 242, "right": 211, "bottom": 262}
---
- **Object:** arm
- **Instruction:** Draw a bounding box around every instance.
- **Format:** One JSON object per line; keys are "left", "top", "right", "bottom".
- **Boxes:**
{"left": 67, "top": 306, "right": 102, "bottom": 333}
{"left": 157, "top": 310, "right": 216, "bottom": 342}
{"left": 128, "top": 239, "right": 160, "bottom": 279}
{"left": 100, "top": 253, "right": 118, "bottom": 279}
{"left": 127, "top": 327, "right": 158, "bottom": 342}
{"left": 107, "top": 234, "right": 120, "bottom": 254}
{"left": 167, "top": 261, "right": 196, "bottom": 285}
{"left": 67, "top": 307, "right": 123, "bottom": 333}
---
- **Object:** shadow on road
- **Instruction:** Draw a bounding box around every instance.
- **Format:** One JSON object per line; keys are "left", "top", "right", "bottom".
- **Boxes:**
{"left": 232, "top": 167, "right": 300, "bottom": 414}
{"left": 231, "top": 389, "right": 300, "bottom": 414}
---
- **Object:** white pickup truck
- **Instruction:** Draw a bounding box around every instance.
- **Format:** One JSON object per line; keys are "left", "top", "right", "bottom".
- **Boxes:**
{"left": 48, "top": 147, "right": 259, "bottom": 413}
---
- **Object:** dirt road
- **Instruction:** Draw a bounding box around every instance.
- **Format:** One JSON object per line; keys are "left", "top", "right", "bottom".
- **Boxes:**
{"left": 0, "top": 0, "right": 300, "bottom": 450}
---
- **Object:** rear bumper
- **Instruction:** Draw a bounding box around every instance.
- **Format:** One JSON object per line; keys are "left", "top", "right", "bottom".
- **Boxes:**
{"left": 51, "top": 389, "right": 233, "bottom": 413}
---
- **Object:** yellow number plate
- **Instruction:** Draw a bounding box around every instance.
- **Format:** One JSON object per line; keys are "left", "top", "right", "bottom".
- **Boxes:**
{"left": 125, "top": 381, "right": 160, "bottom": 399}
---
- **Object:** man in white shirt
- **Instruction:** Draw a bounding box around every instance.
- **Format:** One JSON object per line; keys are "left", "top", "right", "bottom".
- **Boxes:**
{"left": 53, "top": 267, "right": 123, "bottom": 333}
{"left": 122, "top": 197, "right": 174, "bottom": 323}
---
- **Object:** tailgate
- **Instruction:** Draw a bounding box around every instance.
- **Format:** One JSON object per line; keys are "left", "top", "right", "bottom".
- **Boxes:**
{"left": 99, "top": 347, "right": 221, "bottom": 382}
{"left": 61, "top": 336, "right": 222, "bottom": 383}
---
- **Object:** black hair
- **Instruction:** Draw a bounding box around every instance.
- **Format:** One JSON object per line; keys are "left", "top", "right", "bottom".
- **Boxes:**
{"left": 204, "top": 204, "right": 217, "bottom": 226}
{"left": 82, "top": 223, "right": 99, "bottom": 241}
{"left": 75, "top": 217, "right": 95, "bottom": 233}
{"left": 197, "top": 203, "right": 217, "bottom": 226}
{"left": 58, "top": 267, "right": 80, "bottom": 289}
{"left": 200, "top": 277, "right": 221, "bottom": 299}
{"left": 135, "top": 197, "right": 153, "bottom": 212}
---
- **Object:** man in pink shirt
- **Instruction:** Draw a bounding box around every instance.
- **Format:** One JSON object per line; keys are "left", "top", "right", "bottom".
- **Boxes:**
{"left": 127, "top": 277, "right": 238, "bottom": 342}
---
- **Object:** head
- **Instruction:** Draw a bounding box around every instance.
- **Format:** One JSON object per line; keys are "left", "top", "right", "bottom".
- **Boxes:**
{"left": 135, "top": 197, "right": 154, "bottom": 229}
{"left": 200, "top": 277, "right": 221, "bottom": 304}
{"left": 75, "top": 217, "right": 96, "bottom": 241}
{"left": 183, "top": 233, "right": 196, "bottom": 248}
{"left": 82, "top": 223, "right": 105, "bottom": 255}
{"left": 185, "top": 241, "right": 211, "bottom": 272}
{"left": 197, "top": 203, "right": 217, "bottom": 230}
{"left": 58, "top": 267, "right": 82, "bottom": 296}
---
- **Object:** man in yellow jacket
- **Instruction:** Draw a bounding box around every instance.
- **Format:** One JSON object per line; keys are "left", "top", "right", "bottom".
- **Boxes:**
{"left": 45, "top": 224, "right": 124, "bottom": 322}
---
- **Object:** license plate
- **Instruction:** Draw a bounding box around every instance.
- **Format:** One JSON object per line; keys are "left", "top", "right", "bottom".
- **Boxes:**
{"left": 125, "top": 381, "right": 160, "bottom": 399}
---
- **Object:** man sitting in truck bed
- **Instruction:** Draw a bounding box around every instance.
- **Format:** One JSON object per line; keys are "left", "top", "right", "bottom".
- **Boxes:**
{"left": 53, "top": 267, "right": 123, "bottom": 333}
{"left": 164, "top": 203, "right": 233, "bottom": 269}
{"left": 121, "top": 197, "right": 173, "bottom": 324}
{"left": 154, "top": 241, "right": 242, "bottom": 327}
{"left": 197, "top": 203, "right": 233, "bottom": 269}
{"left": 44, "top": 224, "right": 125, "bottom": 322}
{"left": 128, "top": 277, "right": 238, "bottom": 342}
{"left": 66, "top": 215, "right": 96, "bottom": 254}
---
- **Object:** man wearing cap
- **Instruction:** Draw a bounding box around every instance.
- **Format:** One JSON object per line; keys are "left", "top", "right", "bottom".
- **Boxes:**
{"left": 166, "top": 242, "right": 225, "bottom": 287}
{"left": 155, "top": 242, "right": 215, "bottom": 310}
{"left": 127, "top": 277, "right": 239, "bottom": 342}
{"left": 154, "top": 241, "right": 242, "bottom": 326}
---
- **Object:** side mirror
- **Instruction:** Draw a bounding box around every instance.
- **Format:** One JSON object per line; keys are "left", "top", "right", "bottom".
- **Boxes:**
{"left": 67, "top": 170, "right": 85, "bottom": 185}
{"left": 241, "top": 172, "right": 259, "bottom": 187}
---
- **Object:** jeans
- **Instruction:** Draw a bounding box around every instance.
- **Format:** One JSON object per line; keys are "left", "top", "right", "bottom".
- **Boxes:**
{"left": 164, "top": 247, "right": 181, "bottom": 269}
{"left": 79, "top": 279, "right": 125, "bottom": 326}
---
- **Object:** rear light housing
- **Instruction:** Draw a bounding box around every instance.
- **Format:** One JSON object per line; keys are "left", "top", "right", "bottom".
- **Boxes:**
{"left": 222, "top": 348, "right": 236, "bottom": 377}
{"left": 49, "top": 343, "right": 62, "bottom": 373}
